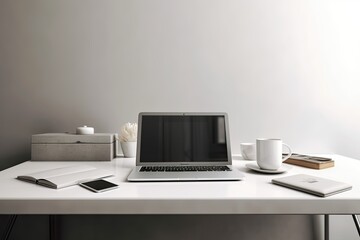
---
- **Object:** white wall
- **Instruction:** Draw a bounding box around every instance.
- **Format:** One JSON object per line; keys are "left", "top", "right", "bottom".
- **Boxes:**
{"left": 1, "top": 0, "right": 360, "bottom": 239}
{"left": 2, "top": 0, "right": 360, "bottom": 159}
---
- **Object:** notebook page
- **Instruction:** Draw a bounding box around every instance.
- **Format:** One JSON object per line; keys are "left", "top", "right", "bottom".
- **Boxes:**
{"left": 42, "top": 168, "right": 113, "bottom": 189}
{"left": 21, "top": 165, "right": 96, "bottom": 180}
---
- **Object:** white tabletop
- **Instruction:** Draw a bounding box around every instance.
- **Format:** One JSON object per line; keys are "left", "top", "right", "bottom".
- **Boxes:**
{"left": 0, "top": 154, "right": 359, "bottom": 214}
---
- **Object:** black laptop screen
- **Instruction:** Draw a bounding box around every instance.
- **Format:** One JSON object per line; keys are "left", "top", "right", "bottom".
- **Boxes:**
{"left": 139, "top": 115, "right": 229, "bottom": 163}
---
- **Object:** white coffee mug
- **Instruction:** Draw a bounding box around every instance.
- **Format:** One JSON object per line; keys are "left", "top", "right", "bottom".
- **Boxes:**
{"left": 240, "top": 143, "right": 256, "bottom": 160}
{"left": 256, "top": 138, "right": 292, "bottom": 170}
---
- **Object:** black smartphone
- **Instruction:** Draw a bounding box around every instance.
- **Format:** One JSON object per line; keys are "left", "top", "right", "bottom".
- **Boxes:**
{"left": 79, "top": 179, "right": 118, "bottom": 193}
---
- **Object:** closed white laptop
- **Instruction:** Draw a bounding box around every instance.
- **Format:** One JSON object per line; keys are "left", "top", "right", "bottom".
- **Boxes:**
{"left": 272, "top": 174, "right": 352, "bottom": 197}
{"left": 127, "top": 112, "right": 244, "bottom": 182}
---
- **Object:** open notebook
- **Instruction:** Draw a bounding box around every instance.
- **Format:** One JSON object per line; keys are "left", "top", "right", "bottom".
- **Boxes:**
{"left": 17, "top": 165, "right": 113, "bottom": 189}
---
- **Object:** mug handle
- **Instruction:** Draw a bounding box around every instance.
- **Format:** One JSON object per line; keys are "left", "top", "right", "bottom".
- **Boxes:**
{"left": 282, "top": 143, "right": 292, "bottom": 162}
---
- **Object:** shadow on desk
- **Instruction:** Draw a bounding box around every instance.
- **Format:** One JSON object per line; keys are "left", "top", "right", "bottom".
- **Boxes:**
{"left": 0, "top": 215, "right": 320, "bottom": 240}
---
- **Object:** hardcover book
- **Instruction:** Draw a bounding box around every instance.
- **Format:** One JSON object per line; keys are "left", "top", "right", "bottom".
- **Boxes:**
{"left": 283, "top": 153, "right": 334, "bottom": 170}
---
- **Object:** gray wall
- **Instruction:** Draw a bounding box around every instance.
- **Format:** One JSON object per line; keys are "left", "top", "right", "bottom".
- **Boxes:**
{"left": 1, "top": 0, "right": 360, "bottom": 239}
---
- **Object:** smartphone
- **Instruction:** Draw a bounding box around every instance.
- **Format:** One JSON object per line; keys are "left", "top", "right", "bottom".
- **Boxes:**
{"left": 79, "top": 179, "right": 118, "bottom": 193}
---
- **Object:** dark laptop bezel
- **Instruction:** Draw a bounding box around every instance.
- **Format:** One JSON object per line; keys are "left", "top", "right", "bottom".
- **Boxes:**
{"left": 136, "top": 112, "right": 232, "bottom": 166}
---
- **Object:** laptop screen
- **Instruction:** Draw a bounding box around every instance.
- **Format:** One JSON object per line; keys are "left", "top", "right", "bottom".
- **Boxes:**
{"left": 139, "top": 115, "right": 229, "bottom": 163}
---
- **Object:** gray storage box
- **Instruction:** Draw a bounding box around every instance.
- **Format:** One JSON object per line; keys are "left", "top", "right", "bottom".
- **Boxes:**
{"left": 31, "top": 133, "right": 118, "bottom": 161}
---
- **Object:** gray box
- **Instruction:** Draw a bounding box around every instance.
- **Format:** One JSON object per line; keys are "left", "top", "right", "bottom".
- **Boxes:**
{"left": 31, "top": 133, "right": 118, "bottom": 161}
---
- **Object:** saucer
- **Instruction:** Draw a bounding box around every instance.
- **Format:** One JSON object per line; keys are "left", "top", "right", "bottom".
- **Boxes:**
{"left": 245, "top": 162, "right": 291, "bottom": 174}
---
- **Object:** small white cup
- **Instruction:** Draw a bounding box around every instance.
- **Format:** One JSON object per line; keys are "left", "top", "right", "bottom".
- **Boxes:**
{"left": 256, "top": 138, "right": 292, "bottom": 170}
{"left": 240, "top": 143, "right": 256, "bottom": 160}
{"left": 76, "top": 126, "right": 94, "bottom": 135}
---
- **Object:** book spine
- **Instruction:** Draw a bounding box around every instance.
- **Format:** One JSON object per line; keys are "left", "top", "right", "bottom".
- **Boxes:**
{"left": 285, "top": 159, "right": 320, "bottom": 169}
{"left": 284, "top": 159, "right": 335, "bottom": 169}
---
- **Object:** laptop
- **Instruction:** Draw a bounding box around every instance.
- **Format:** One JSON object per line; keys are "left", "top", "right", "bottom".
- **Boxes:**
{"left": 272, "top": 174, "right": 352, "bottom": 197}
{"left": 127, "top": 112, "right": 244, "bottom": 182}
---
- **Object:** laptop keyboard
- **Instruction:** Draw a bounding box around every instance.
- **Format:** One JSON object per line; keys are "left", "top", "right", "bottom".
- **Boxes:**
{"left": 139, "top": 166, "right": 231, "bottom": 172}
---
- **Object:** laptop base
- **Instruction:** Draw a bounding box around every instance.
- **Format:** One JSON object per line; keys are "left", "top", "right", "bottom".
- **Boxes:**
{"left": 127, "top": 166, "right": 244, "bottom": 182}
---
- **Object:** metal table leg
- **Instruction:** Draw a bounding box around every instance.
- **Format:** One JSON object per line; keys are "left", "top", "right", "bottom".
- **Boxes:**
{"left": 352, "top": 215, "right": 360, "bottom": 237}
{"left": 49, "top": 215, "right": 60, "bottom": 240}
{"left": 1, "top": 215, "right": 17, "bottom": 240}
{"left": 324, "top": 214, "right": 329, "bottom": 240}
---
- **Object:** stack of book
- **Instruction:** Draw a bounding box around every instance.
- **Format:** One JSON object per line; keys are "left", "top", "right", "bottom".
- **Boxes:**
{"left": 283, "top": 153, "right": 334, "bottom": 170}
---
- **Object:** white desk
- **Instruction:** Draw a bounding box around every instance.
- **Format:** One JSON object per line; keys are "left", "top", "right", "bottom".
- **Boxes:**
{"left": 0, "top": 154, "right": 359, "bottom": 215}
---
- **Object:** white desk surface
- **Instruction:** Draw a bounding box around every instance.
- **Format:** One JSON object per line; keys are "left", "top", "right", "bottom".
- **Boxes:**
{"left": 0, "top": 154, "right": 359, "bottom": 214}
